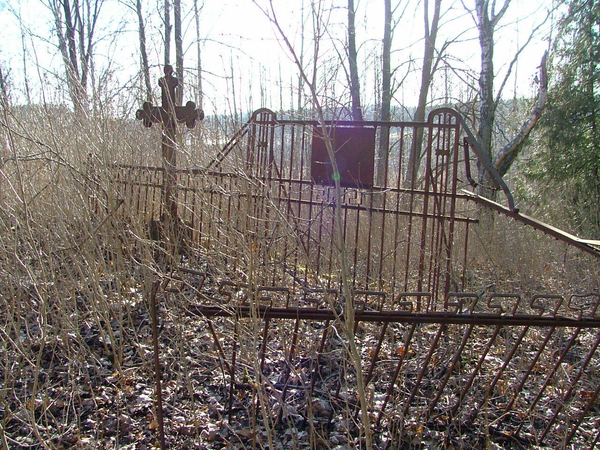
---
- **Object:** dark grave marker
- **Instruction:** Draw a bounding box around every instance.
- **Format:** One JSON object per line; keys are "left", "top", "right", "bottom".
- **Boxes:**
{"left": 311, "top": 126, "right": 376, "bottom": 188}
{"left": 135, "top": 65, "right": 204, "bottom": 249}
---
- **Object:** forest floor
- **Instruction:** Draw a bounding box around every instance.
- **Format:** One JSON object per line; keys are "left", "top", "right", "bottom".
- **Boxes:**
{"left": 2, "top": 249, "right": 600, "bottom": 450}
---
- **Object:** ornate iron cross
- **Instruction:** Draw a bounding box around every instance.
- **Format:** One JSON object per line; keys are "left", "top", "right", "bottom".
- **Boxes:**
{"left": 135, "top": 65, "right": 204, "bottom": 245}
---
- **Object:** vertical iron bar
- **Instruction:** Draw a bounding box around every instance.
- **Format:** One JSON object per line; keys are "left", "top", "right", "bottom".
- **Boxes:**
{"left": 522, "top": 327, "right": 582, "bottom": 422}
{"left": 401, "top": 323, "right": 444, "bottom": 418}
{"left": 426, "top": 323, "right": 474, "bottom": 417}
{"left": 149, "top": 280, "right": 166, "bottom": 449}
{"left": 503, "top": 326, "right": 556, "bottom": 413}
{"left": 567, "top": 376, "right": 600, "bottom": 446}
{"left": 309, "top": 320, "right": 331, "bottom": 396}
{"left": 364, "top": 322, "right": 389, "bottom": 386}
{"left": 377, "top": 323, "right": 417, "bottom": 426}
{"left": 450, "top": 325, "right": 502, "bottom": 417}
{"left": 540, "top": 331, "right": 600, "bottom": 442}
{"left": 228, "top": 319, "right": 239, "bottom": 423}
{"left": 277, "top": 317, "right": 301, "bottom": 424}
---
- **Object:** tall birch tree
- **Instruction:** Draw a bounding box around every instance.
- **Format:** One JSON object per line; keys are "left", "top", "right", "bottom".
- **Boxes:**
{"left": 467, "top": 0, "right": 549, "bottom": 198}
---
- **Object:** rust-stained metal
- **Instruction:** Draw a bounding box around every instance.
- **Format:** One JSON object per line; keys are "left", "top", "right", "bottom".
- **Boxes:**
{"left": 157, "top": 273, "right": 600, "bottom": 447}
{"left": 462, "top": 190, "right": 600, "bottom": 258}
{"left": 185, "top": 300, "right": 600, "bottom": 327}
{"left": 135, "top": 65, "right": 204, "bottom": 248}
{"left": 121, "top": 108, "right": 479, "bottom": 307}
{"left": 116, "top": 107, "right": 600, "bottom": 447}
{"left": 311, "top": 125, "right": 376, "bottom": 187}
{"left": 135, "top": 66, "right": 204, "bottom": 130}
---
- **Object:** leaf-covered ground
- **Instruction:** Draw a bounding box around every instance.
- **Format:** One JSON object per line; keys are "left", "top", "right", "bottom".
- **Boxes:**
{"left": 3, "top": 253, "right": 599, "bottom": 450}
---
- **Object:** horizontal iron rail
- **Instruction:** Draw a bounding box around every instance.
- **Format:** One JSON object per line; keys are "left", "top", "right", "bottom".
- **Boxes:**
{"left": 186, "top": 305, "right": 600, "bottom": 328}
{"left": 112, "top": 164, "right": 480, "bottom": 202}
{"left": 270, "top": 196, "right": 477, "bottom": 223}
{"left": 265, "top": 118, "right": 458, "bottom": 129}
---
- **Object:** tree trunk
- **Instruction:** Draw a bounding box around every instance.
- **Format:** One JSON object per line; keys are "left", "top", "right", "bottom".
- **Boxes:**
{"left": 61, "top": 0, "right": 84, "bottom": 111}
{"left": 494, "top": 52, "right": 548, "bottom": 177}
{"left": 376, "top": 0, "right": 392, "bottom": 186}
{"left": 407, "top": 0, "right": 442, "bottom": 187}
{"left": 164, "top": 0, "right": 171, "bottom": 66}
{"left": 174, "top": 0, "right": 183, "bottom": 105}
{"left": 476, "top": 4, "right": 495, "bottom": 159}
{"left": 193, "top": 0, "right": 203, "bottom": 110}
{"left": 0, "top": 66, "right": 8, "bottom": 106}
{"left": 296, "top": 0, "right": 306, "bottom": 114}
{"left": 18, "top": 7, "right": 31, "bottom": 105}
{"left": 49, "top": 0, "right": 103, "bottom": 113}
{"left": 474, "top": 0, "right": 511, "bottom": 198}
{"left": 347, "top": 0, "right": 363, "bottom": 121}
{"left": 136, "top": 0, "right": 152, "bottom": 101}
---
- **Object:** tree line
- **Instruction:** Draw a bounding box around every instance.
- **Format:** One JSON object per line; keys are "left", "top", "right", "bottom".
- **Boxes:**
{"left": 1, "top": 0, "right": 598, "bottom": 234}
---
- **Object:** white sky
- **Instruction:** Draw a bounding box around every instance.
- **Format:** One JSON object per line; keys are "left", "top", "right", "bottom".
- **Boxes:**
{"left": 0, "top": 0, "right": 554, "bottom": 117}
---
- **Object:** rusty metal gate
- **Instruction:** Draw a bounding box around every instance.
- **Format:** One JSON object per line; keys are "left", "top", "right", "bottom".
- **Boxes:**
{"left": 118, "top": 108, "right": 485, "bottom": 304}
{"left": 114, "top": 108, "right": 600, "bottom": 447}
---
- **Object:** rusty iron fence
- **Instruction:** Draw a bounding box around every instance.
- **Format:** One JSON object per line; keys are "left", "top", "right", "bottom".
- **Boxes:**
{"left": 117, "top": 108, "right": 488, "bottom": 306}
{"left": 112, "top": 108, "right": 600, "bottom": 447}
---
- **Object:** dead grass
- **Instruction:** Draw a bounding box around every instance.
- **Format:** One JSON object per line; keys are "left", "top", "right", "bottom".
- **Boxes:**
{"left": 1, "top": 107, "right": 599, "bottom": 449}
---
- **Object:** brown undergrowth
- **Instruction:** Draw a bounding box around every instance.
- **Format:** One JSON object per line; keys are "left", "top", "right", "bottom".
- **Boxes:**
{"left": 1, "top": 111, "right": 599, "bottom": 449}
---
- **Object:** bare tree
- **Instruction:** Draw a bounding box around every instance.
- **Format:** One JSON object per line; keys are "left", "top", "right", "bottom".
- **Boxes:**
{"left": 164, "top": 0, "right": 171, "bottom": 66}
{"left": 347, "top": 0, "right": 363, "bottom": 121}
{"left": 118, "top": 0, "right": 152, "bottom": 100}
{"left": 376, "top": 0, "right": 411, "bottom": 185}
{"left": 118, "top": 0, "right": 153, "bottom": 101}
{"left": 47, "top": 0, "right": 105, "bottom": 113}
{"left": 380, "top": 0, "right": 392, "bottom": 124}
{"left": 466, "top": 0, "right": 549, "bottom": 198}
{"left": 407, "top": 0, "right": 443, "bottom": 186}
{"left": 174, "top": 0, "right": 183, "bottom": 105}
{"left": 136, "top": 0, "right": 152, "bottom": 101}
{"left": 296, "top": 0, "right": 307, "bottom": 114}
{"left": 376, "top": 0, "right": 392, "bottom": 186}
{"left": 16, "top": 5, "right": 32, "bottom": 105}
{"left": 494, "top": 51, "right": 547, "bottom": 176}
{"left": 193, "top": 0, "right": 204, "bottom": 110}
{"left": 474, "top": 0, "right": 510, "bottom": 193}
{"left": 0, "top": 66, "right": 8, "bottom": 108}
